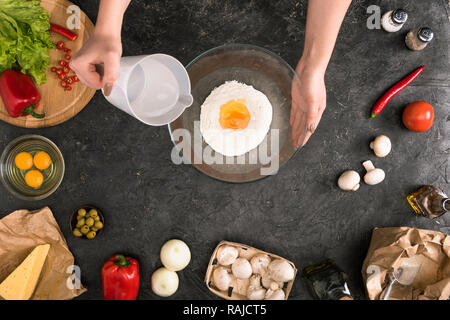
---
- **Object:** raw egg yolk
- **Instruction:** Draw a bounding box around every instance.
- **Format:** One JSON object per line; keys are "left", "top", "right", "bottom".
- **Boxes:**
{"left": 25, "top": 170, "right": 44, "bottom": 189}
{"left": 15, "top": 152, "right": 33, "bottom": 170}
{"left": 219, "top": 99, "right": 251, "bottom": 130}
{"left": 33, "top": 151, "right": 52, "bottom": 170}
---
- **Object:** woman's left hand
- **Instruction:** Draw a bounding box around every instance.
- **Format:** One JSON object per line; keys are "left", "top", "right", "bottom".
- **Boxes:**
{"left": 290, "top": 58, "right": 327, "bottom": 147}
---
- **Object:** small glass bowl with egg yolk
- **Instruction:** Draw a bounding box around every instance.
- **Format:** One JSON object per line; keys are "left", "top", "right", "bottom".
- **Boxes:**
{"left": 0, "top": 135, "right": 65, "bottom": 200}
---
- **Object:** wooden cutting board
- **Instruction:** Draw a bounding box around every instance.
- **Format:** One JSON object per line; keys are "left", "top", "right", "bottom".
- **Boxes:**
{"left": 0, "top": 0, "right": 96, "bottom": 128}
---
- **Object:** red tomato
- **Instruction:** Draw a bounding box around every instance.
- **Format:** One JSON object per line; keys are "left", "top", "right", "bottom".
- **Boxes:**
{"left": 56, "top": 41, "right": 65, "bottom": 50}
{"left": 402, "top": 101, "right": 434, "bottom": 132}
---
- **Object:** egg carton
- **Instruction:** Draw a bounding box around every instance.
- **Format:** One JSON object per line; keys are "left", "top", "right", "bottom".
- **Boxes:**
{"left": 205, "top": 240, "right": 297, "bottom": 300}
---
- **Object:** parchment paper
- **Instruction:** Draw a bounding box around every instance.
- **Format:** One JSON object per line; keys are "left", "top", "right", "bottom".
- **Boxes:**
{"left": 0, "top": 207, "right": 86, "bottom": 300}
{"left": 362, "top": 227, "right": 450, "bottom": 300}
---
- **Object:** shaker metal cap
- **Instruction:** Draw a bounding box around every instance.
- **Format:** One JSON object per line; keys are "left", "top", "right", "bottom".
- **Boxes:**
{"left": 443, "top": 199, "right": 450, "bottom": 211}
{"left": 418, "top": 27, "right": 434, "bottom": 42}
{"left": 392, "top": 9, "right": 408, "bottom": 24}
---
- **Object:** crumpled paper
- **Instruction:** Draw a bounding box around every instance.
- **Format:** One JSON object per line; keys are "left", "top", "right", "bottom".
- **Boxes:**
{"left": 0, "top": 207, "right": 86, "bottom": 300}
{"left": 362, "top": 227, "right": 450, "bottom": 300}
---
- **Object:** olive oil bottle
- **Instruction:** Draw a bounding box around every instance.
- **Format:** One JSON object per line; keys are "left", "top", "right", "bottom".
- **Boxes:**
{"left": 303, "top": 259, "right": 354, "bottom": 300}
{"left": 407, "top": 185, "right": 449, "bottom": 219}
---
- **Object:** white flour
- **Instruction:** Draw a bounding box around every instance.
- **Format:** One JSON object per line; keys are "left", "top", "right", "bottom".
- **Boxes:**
{"left": 200, "top": 81, "right": 273, "bottom": 157}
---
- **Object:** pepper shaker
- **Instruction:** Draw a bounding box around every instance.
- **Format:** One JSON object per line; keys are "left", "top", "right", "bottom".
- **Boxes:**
{"left": 405, "top": 27, "right": 434, "bottom": 51}
{"left": 381, "top": 9, "right": 408, "bottom": 32}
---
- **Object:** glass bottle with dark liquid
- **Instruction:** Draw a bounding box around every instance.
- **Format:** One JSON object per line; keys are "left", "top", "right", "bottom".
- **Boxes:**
{"left": 303, "top": 259, "right": 354, "bottom": 300}
{"left": 407, "top": 185, "right": 449, "bottom": 219}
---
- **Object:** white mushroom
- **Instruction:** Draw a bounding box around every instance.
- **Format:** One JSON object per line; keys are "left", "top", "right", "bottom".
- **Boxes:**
{"left": 261, "top": 272, "right": 282, "bottom": 290}
{"left": 250, "top": 254, "right": 271, "bottom": 275}
{"left": 264, "top": 288, "right": 286, "bottom": 300}
{"left": 362, "top": 160, "right": 385, "bottom": 185}
{"left": 268, "top": 259, "right": 295, "bottom": 283}
{"left": 370, "top": 135, "right": 391, "bottom": 158}
{"left": 246, "top": 275, "right": 266, "bottom": 300}
{"left": 231, "top": 258, "right": 253, "bottom": 279}
{"left": 338, "top": 170, "right": 361, "bottom": 191}
{"left": 216, "top": 245, "right": 239, "bottom": 266}
{"left": 213, "top": 267, "right": 232, "bottom": 291}
{"left": 237, "top": 247, "right": 255, "bottom": 260}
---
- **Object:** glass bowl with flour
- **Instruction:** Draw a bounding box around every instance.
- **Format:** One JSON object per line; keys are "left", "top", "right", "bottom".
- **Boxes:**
{"left": 168, "top": 44, "right": 307, "bottom": 183}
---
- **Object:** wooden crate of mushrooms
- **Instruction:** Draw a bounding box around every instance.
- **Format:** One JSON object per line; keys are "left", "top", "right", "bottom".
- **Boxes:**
{"left": 205, "top": 241, "right": 297, "bottom": 300}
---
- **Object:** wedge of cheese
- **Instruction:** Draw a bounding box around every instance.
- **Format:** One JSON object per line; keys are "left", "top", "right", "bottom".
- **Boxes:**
{"left": 0, "top": 244, "right": 50, "bottom": 300}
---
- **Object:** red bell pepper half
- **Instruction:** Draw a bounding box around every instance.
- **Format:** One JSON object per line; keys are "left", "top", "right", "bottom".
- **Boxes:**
{"left": 101, "top": 254, "right": 140, "bottom": 300}
{"left": 0, "top": 70, "right": 44, "bottom": 118}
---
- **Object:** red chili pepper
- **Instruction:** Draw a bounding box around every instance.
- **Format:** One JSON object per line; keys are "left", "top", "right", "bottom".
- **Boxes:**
{"left": 102, "top": 254, "right": 140, "bottom": 300}
{"left": 50, "top": 23, "right": 78, "bottom": 41}
{"left": 0, "top": 70, "right": 44, "bottom": 118}
{"left": 371, "top": 65, "right": 425, "bottom": 118}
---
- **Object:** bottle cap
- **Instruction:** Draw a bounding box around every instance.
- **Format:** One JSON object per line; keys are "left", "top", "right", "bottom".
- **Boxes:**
{"left": 392, "top": 9, "right": 408, "bottom": 24}
{"left": 418, "top": 27, "right": 434, "bottom": 42}
{"left": 443, "top": 199, "right": 450, "bottom": 211}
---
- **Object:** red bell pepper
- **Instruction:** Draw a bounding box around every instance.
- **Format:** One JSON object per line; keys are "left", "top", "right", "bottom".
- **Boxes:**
{"left": 101, "top": 254, "right": 140, "bottom": 300}
{"left": 0, "top": 70, "right": 44, "bottom": 119}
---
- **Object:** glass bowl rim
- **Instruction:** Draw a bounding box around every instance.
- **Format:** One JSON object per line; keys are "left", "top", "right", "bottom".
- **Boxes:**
{"left": 0, "top": 134, "right": 65, "bottom": 201}
{"left": 168, "top": 43, "right": 307, "bottom": 183}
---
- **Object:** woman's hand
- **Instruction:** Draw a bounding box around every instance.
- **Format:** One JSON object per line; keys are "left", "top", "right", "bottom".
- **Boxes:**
{"left": 69, "top": 0, "right": 130, "bottom": 95}
{"left": 290, "top": 58, "right": 327, "bottom": 147}
{"left": 69, "top": 31, "right": 122, "bottom": 95}
{"left": 291, "top": 0, "right": 352, "bottom": 147}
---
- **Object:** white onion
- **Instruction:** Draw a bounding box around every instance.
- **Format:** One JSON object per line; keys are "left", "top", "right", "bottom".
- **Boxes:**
{"left": 160, "top": 239, "right": 191, "bottom": 272}
{"left": 151, "top": 268, "right": 179, "bottom": 297}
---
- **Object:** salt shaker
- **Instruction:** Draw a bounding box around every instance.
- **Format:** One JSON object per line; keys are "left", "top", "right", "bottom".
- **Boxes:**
{"left": 405, "top": 27, "right": 434, "bottom": 51}
{"left": 381, "top": 9, "right": 408, "bottom": 32}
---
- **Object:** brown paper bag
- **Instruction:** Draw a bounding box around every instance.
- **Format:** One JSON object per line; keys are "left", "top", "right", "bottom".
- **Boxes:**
{"left": 362, "top": 227, "right": 450, "bottom": 300}
{"left": 0, "top": 207, "right": 86, "bottom": 300}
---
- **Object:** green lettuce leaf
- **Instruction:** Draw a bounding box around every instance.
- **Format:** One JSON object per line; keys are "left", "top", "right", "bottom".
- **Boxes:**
{"left": 0, "top": 0, "right": 54, "bottom": 84}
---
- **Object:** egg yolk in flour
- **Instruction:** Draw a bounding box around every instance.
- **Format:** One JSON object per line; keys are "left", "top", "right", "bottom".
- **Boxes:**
{"left": 219, "top": 99, "right": 251, "bottom": 130}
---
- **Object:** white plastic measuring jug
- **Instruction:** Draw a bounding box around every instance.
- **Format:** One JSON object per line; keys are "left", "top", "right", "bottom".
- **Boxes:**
{"left": 103, "top": 54, "right": 193, "bottom": 126}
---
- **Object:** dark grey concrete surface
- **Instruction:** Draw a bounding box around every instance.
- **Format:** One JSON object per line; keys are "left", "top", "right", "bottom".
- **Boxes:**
{"left": 0, "top": 0, "right": 448, "bottom": 300}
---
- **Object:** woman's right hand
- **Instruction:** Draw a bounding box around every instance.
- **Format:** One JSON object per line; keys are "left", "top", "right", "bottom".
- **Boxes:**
{"left": 69, "top": 31, "right": 122, "bottom": 95}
